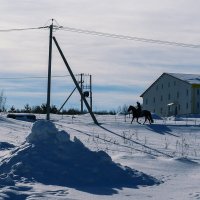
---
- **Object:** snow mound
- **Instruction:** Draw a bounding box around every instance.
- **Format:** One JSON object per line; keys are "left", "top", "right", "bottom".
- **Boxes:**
{"left": 0, "top": 120, "right": 159, "bottom": 188}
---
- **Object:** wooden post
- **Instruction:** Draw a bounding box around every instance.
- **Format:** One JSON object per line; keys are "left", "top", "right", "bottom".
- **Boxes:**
{"left": 46, "top": 21, "right": 53, "bottom": 120}
{"left": 80, "top": 73, "right": 83, "bottom": 113}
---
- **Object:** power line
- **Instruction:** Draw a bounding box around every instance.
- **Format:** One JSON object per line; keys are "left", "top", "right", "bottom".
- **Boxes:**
{"left": 61, "top": 26, "right": 200, "bottom": 49}
{"left": 0, "top": 74, "right": 90, "bottom": 80}
{"left": 0, "top": 75, "right": 67, "bottom": 80}
{"left": 0, "top": 23, "right": 199, "bottom": 49}
{"left": 0, "top": 26, "right": 48, "bottom": 32}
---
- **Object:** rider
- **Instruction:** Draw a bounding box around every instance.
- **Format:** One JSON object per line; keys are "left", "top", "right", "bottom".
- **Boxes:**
{"left": 136, "top": 101, "right": 142, "bottom": 116}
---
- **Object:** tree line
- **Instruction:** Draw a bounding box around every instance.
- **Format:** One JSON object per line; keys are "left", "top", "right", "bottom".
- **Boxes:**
{"left": 5, "top": 103, "right": 118, "bottom": 115}
{"left": 0, "top": 90, "right": 128, "bottom": 115}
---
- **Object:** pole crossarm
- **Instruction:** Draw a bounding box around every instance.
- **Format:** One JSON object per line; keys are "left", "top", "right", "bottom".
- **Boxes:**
{"left": 53, "top": 36, "right": 99, "bottom": 125}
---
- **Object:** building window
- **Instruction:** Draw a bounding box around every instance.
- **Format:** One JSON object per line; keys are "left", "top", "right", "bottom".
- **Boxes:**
{"left": 153, "top": 97, "right": 155, "bottom": 103}
{"left": 186, "top": 89, "right": 189, "bottom": 96}
{"left": 177, "top": 92, "right": 179, "bottom": 98}
{"left": 174, "top": 81, "right": 176, "bottom": 86}
{"left": 153, "top": 109, "right": 155, "bottom": 113}
{"left": 178, "top": 104, "right": 181, "bottom": 111}
{"left": 160, "top": 108, "right": 163, "bottom": 114}
{"left": 186, "top": 102, "right": 188, "bottom": 109}
{"left": 168, "top": 93, "right": 171, "bottom": 100}
{"left": 161, "top": 84, "right": 163, "bottom": 89}
{"left": 160, "top": 95, "right": 163, "bottom": 101}
{"left": 197, "top": 89, "right": 199, "bottom": 95}
{"left": 146, "top": 99, "right": 148, "bottom": 105}
{"left": 168, "top": 82, "right": 170, "bottom": 87}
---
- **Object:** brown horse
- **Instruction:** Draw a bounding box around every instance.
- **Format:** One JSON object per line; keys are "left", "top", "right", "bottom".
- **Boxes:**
{"left": 127, "top": 105, "right": 154, "bottom": 124}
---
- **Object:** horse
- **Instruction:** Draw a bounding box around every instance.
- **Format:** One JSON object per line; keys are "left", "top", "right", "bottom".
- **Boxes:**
{"left": 127, "top": 105, "right": 154, "bottom": 124}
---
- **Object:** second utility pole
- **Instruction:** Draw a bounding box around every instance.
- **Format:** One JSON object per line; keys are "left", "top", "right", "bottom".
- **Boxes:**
{"left": 46, "top": 20, "right": 53, "bottom": 120}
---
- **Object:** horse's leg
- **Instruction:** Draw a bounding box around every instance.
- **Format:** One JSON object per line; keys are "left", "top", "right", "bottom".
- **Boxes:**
{"left": 147, "top": 116, "right": 152, "bottom": 124}
{"left": 131, "top": 115, "right": 134, "bottom": 124}
{"left": 137, "top": 117, "right": 141, "bottom": 124}
{"left": 143, "top": 117, "right": 147, "bottom": 124}
{"left": 148, "top": 116, "right": 151, "bottom": 124}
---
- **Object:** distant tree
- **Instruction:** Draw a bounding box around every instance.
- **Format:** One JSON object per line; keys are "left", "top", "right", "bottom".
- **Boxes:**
{"left": 9, "top": 106, "right": 16, "bottom": 113}
{"left": 109, "top": 109, "right": 116, "bottom": 115}
{"left": 117, "top": 106, "right": 122, "bottom": 114}
{"left": 0, "top": 91, "right": 6, "bottom": 112}
{"left": 32, "top": 105, "right": 42, "bottom": 114}
{"left": 50, "top": 105, "right": 58, "bottom": 114}
{"left": 24, "top": 104, "right": 31, "bottom": 113}
{"left": 66, "top": 108, "right": 81, "bottom": 115}
{"left": 41, "top": 103, "right": 47, "bottom": 114}
{"left": 122, "top": 104, "right": 128, "bottom": 122}
{"left": 122, "top": 104, "right": 128, "bottom": 115}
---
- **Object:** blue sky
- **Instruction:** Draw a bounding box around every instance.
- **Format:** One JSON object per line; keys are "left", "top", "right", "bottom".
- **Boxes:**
{"left": 0, "top": 0, "right": 200, "bottom": 111}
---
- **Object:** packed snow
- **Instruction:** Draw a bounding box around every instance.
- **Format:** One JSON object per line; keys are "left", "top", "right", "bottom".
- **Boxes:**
{"left": 0, "top": 113, "right": 199, "bottom": 199}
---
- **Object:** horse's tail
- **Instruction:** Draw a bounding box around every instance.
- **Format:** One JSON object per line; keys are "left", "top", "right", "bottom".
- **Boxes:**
{"left": 148, "top": 112, "right": 154, "bottom": 123}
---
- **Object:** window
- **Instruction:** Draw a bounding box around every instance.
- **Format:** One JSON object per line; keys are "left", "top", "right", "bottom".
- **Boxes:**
{"left": 160, "top": 108, "right": 163, "bottom": 114}
{"left": 197, "top": 89, "right": 199, "bottom": 95}
{"left": 153, "top": 97, "right": 155, "bottom": 103}
{"left": 186, "top": 102, "right": 188, "bottom": 109}
{"left": 146, "top": 99, "right": 148, "bottom": 105}
{"left": 168, "top": 82, "right": 170, "bottom": 87}
{"left": 178, "top": 105, "right": 181, "bottom": 111}
{"left": 161, "top": 84, "right": 163, "bottom": 89}
{"left": 174, "top": 81, "right": 176, "bottom": 86}
{"left": 168, "top": 93, "right": 171, "bottom": 100}
{"left": 160, "top": 95, "right": 163, "bottom": 101}
{"left": 186, "top": 89, "right": 189, "bottom": 96}
{"left": 177, "top": 92, "right": 179, "bottom": 98}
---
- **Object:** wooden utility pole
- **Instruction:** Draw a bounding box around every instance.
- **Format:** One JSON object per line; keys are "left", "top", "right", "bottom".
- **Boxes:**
{"left": 90, "top": 75, "right": 93, "bottom": 111}
{"left": 46, "top": 20, "right": 53, "bottom": 120}
{"left": 80, "top": 73, "right": 83, "bottom": 113}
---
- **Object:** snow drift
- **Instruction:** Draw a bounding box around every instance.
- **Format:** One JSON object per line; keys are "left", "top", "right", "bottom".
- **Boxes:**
{"left": 0, "top": 120, "right": 159, "bottom": 188}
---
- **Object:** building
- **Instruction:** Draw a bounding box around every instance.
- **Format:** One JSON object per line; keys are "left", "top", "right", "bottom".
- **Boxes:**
{"left": 140, "top": 73, "right": 200, "bottom": 116}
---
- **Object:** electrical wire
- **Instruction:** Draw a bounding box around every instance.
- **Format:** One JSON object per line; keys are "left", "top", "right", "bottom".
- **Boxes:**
{"left": 0, "top": 75, "right": 68, "bottom": 80}
{"left": 0, "top": 74, "right": 90, "bottom": 80}
{"left": 61, "top": 26, "right": 200, "bottom": 48}
{"left": 0, "top": 23, "right": 199, "bottom": 49}
{"left": 0, "top": 26, "right": 48, "bottom": 32}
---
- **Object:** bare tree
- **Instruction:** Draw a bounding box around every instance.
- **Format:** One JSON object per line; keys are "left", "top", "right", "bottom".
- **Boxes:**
{"left": 0, "top": 91, "right": 6, "bottom": 112}
{"left": 122, "top": 104, "right": 128, "bottom": 122}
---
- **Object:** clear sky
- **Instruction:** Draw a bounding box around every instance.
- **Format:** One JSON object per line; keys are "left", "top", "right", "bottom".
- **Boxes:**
{"left": 0, "top": 0, "right": 200, "bottom": 111}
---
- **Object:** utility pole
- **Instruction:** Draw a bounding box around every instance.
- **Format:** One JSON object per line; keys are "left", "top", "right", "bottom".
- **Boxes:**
{"left": 80, "top": 73, "right": 83, "bottom": 113}
{"left": 90, "top": 75, "right": 92, "bottom": 111}
{"left": 46, "top": 20, "right": 53, "bottom": 120}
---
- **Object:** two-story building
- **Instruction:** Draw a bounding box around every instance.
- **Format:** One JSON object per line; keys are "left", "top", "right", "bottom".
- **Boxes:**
{"left": 140, "top": 73, "right": 200, "bottom": 116}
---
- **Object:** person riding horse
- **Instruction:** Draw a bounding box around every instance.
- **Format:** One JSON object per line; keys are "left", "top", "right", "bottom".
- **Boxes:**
{"left": 136, "top": 102, "right": 142, "bottom": 117}
{"left": 128, "top": 104, "right": 154, "bottom": 124}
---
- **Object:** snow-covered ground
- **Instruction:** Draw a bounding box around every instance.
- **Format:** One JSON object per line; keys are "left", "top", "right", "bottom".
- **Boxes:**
{"left": 0, "top": 113, "right": 200, "bottom": 200}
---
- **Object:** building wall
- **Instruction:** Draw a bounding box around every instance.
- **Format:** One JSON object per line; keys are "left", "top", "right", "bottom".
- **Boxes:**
{"left": 142, "top": 74, "right": 193, "bottom": 116}
{"left": 192, "top": 85, "right": 200, "bottom": 114}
